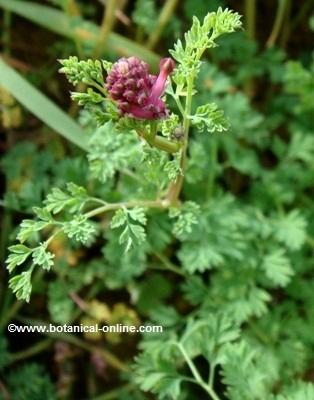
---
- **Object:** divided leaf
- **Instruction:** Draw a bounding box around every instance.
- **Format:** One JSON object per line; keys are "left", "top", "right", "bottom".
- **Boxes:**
{"left": 32, "top": 245, "right": 55, "bottom": 271}
{"left": 111, "top": 208, "right": 147, "bottom": 252}
{"left": 44, "top": 183, "right": 88, "bottom": 214}
{"left": 262, "top": 249, "right": 293, "bottom": 287}
{"left": 6, "top": 244, "right": 32, "bottom": 273}
{"left": 189, "top": 103, "right": 229, "bottom": 133}
{"left": 9, "top": 269, "right": 33, "bottom": 302}
{"left": 273, "top": 210, "right": 307, "bottom": 251}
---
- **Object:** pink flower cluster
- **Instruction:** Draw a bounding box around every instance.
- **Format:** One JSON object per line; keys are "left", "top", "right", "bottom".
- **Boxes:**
{"left": 106, "top": 56, "right": 175, "bottom": 120}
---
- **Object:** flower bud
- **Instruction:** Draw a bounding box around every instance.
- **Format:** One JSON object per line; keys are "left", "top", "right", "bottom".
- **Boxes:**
{"left": 106, "top": 56, "right": 175, "bottom": 120}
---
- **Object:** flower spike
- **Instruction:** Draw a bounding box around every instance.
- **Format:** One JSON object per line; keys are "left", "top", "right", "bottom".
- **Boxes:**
{"left": 106, "top": 57, "right": 175, "bottom": 120}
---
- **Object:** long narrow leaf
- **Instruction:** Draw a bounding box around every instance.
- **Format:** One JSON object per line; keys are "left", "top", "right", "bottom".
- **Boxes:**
{"left": 0, "top": 0, "right": 160, "bottom": 68}
{"left": 0, "top": 58, "right": 89, "bottom": 150}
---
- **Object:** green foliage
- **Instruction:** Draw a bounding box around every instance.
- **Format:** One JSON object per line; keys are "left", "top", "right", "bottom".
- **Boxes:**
{"left": 132, "top": 0, "right": 157, "bottom": 34}
{"left": 48, "top": 281, "right": 75, "bottom": 324}
{"left": 177, "top": 195, "right": 248, "bottom": 273}
{"left": 274, "top": 382, "right": 314, "bottom": 400}
{"left": 9, "top": 269, "right": 34, "bottom": 302}
{"left": 32, "top": 244, "right": 55, "bottom": 270}
{"left": 6, "top": 244, "right": 33, "bottom": 273}
{"left": 170, "top": 8, "right": 242, "bottom": 77}
{"left": 135, "top": 312, "right": 240, "bottom": 399}
{"left": 111, "top": 207, "right": 147, "bottom": 251}
{"left": 221, "top": 341, "right": 277, "bottom": 400}
{"left": 169, "top": 201, "right": 200, "bottom": 239}
{"left": 44, "top": 182, "right": 88, "bottom": 214}
{"left": 4, "top": 363, "right": 56, "bottom": 400}
{"left": 71, "top": 88, "right": 103, "bottom": 106}
{"left": 62, "top": 215, "right": 96, "bottom": 244}
{"left": 140, "top": 146, "right": 182, "bottom": 185}
{"left": 272, "top": 210, "right": 307, "bottom": 251}
{"left": 59, "top": 56, "right": 106, "bottom": 86}
{"left": 2, "top": 5, "right": 314, "bottom": 400}
{"left": 6, "top": 183, "right": 100, "bottom": 300}
{"left": 88, "top": 121, "right": 140, "bottom": 183}
{"left": 189, "top": 103, "right": 229, "bottom": 133}
{"left": 136, "top": 273, "right": 173, "bottom": 315}
{"left": 284, "top": 59, "right": 314, "bottom": 112}
{"left": 262, "top": 249, "right": 293, "bottom": 287}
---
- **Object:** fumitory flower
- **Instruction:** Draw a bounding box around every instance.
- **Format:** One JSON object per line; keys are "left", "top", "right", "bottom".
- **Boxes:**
{"left": 106, "top": 56, "right": 175, "bottom": 120}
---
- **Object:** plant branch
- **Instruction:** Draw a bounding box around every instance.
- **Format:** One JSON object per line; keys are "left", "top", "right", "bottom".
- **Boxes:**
{"left": 208, "top": 362, "right": 216, "bottom": 388}
{"left": 93, "top": 0, "right": 118, "bottom": 58}
{"left": 2, "top": 8, "right": 11, "bottom": 56}
{"left": 266, "top": 0, "right": 289, "bottom": 48}
{"left": 140, "top": 130, "right": 181, "bottom": 153}
{"left": 91, "top": 383, "right": 134, "bottom": 400}
{"left": 147, "top": 0, "right": 179, "bottom": 50}
{"left": 165, "top": 74, "right": 194, "bottom": 204}
{"left": 245, "top": 0, "right": 256, "bottom": 40}
{"left": 9, "top": 338, "right": 52, "bottom": 363}
{"left": 16, "top": 316, "right": 129, "bottom": 372}
{"left": 84, "top": 199, "right": 169, "bottom": 219}
{"left": 151, "top": 250, "right": 186, "bottom": 276}
{"left": 177, "top": 343, "right": 221, "bottom": 400}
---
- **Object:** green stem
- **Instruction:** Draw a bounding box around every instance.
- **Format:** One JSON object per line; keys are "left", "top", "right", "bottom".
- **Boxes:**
{"left": 152, "top": 251, "right": 186, "bottom": 276}
{"left": 89, "top": 81, "right": 108, "bottom": 97}
{"left": 93, "top": 0, "right": 118, "bottom": 58}
{"left": 21, "top": 200, "right": 170, "bottom": 275}
{"left": 9, "top": 338, "right": 52, "bottom": 363}
{"left": 88, "top": 197, "right": 108, "bottom": 206}
{"left": 279, "top": 0, "right": 291, "bottom": 48}
{"left": 2, "top": 9, "right": 11, "bottom": 56}
{"left": 167, "top": 81, "right": 185, "bottom": 117}
{"left": 244, "top": 0, "right": 256, "bottom": 96}
{"left": 209, "top": 363, "right": 216, "bottom": 388}
{"left": 45, "top": 230, "right": 62, "bottom": 246}
{"left": 149, "top": 135, "right": 181, "bottom": 153}
{"left": 245, "top": 0, "right": 256, "bottom": 40}
{"left": 91, "top": 383, "right": 134, "bottom": 400}
{"left": 177, "top": 343, "right": 221, "bottom": 400}
{"left": 266, "top": 0, "right": 289, "bottom": 48}
{"left": 177, "top": 343, "right": 202, "bottom": 382}
{"left": 166, "top": 74, "right": 194, "bottom": 203}
{"left": 148, "top": 120, "right": 158, "bottom": 141}
{"left": 84, "top": 199, "right": 169, "bottom": 219}
{"left": 16, "top": 316, "right": 128, "bottom": 372}
{"left": 173, "top": 95, "right": 185, "bottom": 117}
{"left": 120, "top": 168, "right": 143, "bottom": 183}
{"left": 147, "top": 0, "right": 179, "bottom": 50}
{"left": 64, "top": 0, "right": 83, "bottom": 57}
{"left": 0, "top": 299, "right": 23, "bottom": 330}
{"left": 138, "top": 129, "right": 181, "bottom": 153}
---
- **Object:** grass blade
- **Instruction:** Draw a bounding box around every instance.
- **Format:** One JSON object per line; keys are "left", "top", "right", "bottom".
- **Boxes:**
{"left": 0, "top": 58, "right": 89, "bottom": 150}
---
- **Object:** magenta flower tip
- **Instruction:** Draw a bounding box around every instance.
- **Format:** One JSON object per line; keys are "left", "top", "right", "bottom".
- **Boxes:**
{"left": 159, "top": 58, "right": 175, "bottom": 74}
{"left": 106, "top": 56, "right": 175, "bottom": 120}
